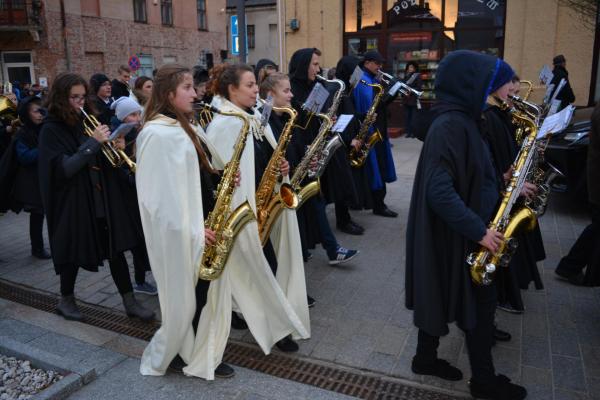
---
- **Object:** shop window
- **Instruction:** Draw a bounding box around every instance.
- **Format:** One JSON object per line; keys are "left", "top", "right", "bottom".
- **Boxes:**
{"left": 386, "top": 0, "right": 444, "bottom": 30}
{"left": 134, "top": 0, "right": 147, "bottom": 23}
{"left": 347, "top": 37, "right": 379, "bottom": 57}
{"left": 247, "top": 25, "right": 255, "bottom": 49}
{"left": 345, "top": 0, "right": 383, "bottom": 32}
{"left": 444, "top": 0, "right": 505, "bottom": 31}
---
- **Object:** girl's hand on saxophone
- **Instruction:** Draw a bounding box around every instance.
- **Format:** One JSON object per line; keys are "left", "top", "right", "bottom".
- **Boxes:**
{"left": 92, "top": 124, "right": 110, "bottom": 143}
{"left": 113, "top": 136, "right": 126, "bottom": 150}
{"left": 351, "top": 139, "right": 363, "bottom": 151}
{"left": 204, "top": 229, "right": 217, "bottom": 246}
{"left": 478, "top": 228, "right": 504, "bottom": 253}
{"left": 279, "top": 159, "right": 290, "bottom": 177}
{"left": 309, "top": 156, "right": 319, "bottom": 173}
{"left": 235, "top": 170, "right": 241, "bottom": 187}
{"left": 520, "top": 182, "right": 537, "bottom": 200}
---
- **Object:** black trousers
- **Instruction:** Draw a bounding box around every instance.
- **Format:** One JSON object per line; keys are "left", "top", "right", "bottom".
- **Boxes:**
{"left": 372, "top": 185, "right": 387, "bottom": 211}
{"left": 29, "top": 212, "right": 45, "bottom": 252}
{"left": 59, "top": 253, "right": 133, "bottom": 296}
{"left": 335, "top": 201, "right": 351, "bottom": 226}
{"left": 131, "top": 244, "right": 150, "bottom": 285}
{"left": 263, "top": 238, "right": 278, "bottom": 275}
{"left": 415, "top": 284, "right": 497, "bottom": 385}
{"left": 556, "top": 204, "right": 600, "bottom": 286}
{"left": 192, "top": 279, "right": 210, "bottom": 333}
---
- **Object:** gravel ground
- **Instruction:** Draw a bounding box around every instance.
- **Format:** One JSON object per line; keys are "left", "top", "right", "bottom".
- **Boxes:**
{"left": 0, "top": 354, "right": 62, "bottom": 400}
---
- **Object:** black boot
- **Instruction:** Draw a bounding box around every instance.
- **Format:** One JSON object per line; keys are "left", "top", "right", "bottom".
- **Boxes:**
{"left": 411, "top": 357, "right": 463, "bottom": 381}
{"left": 276, "top": 336, "right": 299, "bottom": 352}
{"left": 32, "top": 249, "right": 51, "bottom": 259}
{"left": 470, "top": 374, "right": 527, "bottom": 400}
{"left": 215, "top": 363, "right": 235, "bottom": 378}
{"left": 56, "top": 295, "right": 83, "bottom": 321}
{"left": 168, "top": 355, "right": 186, "bottom": 373}
{"left": 122, "top": 292, "right": 155, "bottom": 321}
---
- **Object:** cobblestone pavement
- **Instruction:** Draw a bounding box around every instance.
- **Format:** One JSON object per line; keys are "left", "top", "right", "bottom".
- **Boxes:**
{"left": 1, "top": 136, "right": 599, "bottom": 399}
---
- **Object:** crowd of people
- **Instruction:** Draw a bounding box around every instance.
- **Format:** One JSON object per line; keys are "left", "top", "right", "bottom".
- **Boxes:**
{"left": 0, "top": 48, "right": 597, "bottom": 400}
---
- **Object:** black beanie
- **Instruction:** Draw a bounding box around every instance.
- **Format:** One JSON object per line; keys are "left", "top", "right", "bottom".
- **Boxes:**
{"left": 90, "top": 73, "right": 110, "bottom": 94}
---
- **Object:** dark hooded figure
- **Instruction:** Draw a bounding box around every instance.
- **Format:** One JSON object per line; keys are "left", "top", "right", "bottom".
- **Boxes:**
{"left": 4, "top": 96, "right": 51, "bottom": 258}
{"left": 405, "top": 51, "right": 527, "bottom": 400}
{"left": 550, "top": 54, "right": 575, "bottom": 111}
{"left": 38, "top": 72, "right": 153, "bottom": 322}
{"left": 482, "top": 69, "right": 545, "bottom": 313}
{"left": 287, "top": 48, "right": 359, "bottom": 267}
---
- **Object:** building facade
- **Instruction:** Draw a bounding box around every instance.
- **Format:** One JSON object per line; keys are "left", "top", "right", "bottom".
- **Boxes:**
{"left": 282, "top": 0, "right": 599, "bottom": 106}
{"left": 0, "top": 0, "right": 227, "bottom": 87}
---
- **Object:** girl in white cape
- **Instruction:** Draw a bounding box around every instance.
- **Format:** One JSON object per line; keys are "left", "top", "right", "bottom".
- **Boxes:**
{"left": 206, "top": 64, "right": 310, "bottom": 353}
{"left": 136, "top": 64, "right": 235, "bottom": 380}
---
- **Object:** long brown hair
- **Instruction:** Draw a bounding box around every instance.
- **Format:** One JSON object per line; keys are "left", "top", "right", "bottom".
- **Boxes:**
{"left": 134, "top": 76, "right": 152, "bottom": 106}
{"left": 143, "top": 64, "right": 214, "bottom": 172}
{"left": 45, "top": 73, "right": 92, "bottom": 127}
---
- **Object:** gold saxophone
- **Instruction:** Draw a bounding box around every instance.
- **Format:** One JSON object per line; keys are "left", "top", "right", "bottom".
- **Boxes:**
{"left": 256, "top": 105, "right": 299, "bottom": 246}
{"left": 198, "top": 104, "right": 255, "bottom": 281}
{"left": 348, "top": 80, "right": 384, "bottom": 168}
{"left": 467, "top": 106, "right": 540, "bottom": 286}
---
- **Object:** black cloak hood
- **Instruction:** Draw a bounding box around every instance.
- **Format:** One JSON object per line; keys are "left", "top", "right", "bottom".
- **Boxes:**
{"left": 335, "top": 55, "right": 361, "bottom": 92}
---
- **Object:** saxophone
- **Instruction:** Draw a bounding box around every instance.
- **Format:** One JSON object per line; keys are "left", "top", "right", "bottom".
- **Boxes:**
{"left": 256, "top": 105, "right": 299, "bottom": 246}
{"left": 348, "top": 80, "right": 384, "bottom": 168}
{"left": 466, "top": 107, "right": 540, "bottom": 286}
{"left": 198, "top": 104, "right": 256, "bottom": 281}
{"left": 308, "top": 76, "right": 346, "bottom": 179}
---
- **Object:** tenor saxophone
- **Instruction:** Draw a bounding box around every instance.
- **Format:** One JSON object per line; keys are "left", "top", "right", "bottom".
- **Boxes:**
{"left": 466, "top": 107, "right": 540, "bottom": 286}
{"left": 198, "top": 103, "right": 255, "bottom": 281}
{"left": 348, "top": 80, "right": 384, "bottom": 168}
{"left": 255, "top": 105, "right": 299, "bottom": 246}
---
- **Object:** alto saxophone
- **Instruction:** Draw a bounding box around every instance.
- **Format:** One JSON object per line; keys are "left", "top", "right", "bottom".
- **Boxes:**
{"left": 198, "top": 103, "right": 255, "bottom": 281}
{"left": 467, "top": 106, "right": 540, "bottom": 286}
{"left": 348, "top": 80, "right": 384, "bottom": 168}
{"left": 256, "top": 105, "right": 299, "bottom": 246}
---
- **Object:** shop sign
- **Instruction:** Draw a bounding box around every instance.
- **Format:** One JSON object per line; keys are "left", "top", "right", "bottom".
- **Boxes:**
{"left": 391, "top": 0, "right": 499, "bottom": 15}
{"left": 390, "top": 32, "right": 432, "bottom": 43}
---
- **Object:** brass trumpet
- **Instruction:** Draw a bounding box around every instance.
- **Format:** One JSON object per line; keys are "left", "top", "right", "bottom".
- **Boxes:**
{"left": 80, "top": 107, "right": 137, "bottom": 173}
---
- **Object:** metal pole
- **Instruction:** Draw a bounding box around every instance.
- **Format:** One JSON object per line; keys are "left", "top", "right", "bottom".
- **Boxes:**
{"left": 236, "top": 0, "right": 247, "bottom": 63}
{"left": 277, "top": 0, "right": 286, "bottom": 72}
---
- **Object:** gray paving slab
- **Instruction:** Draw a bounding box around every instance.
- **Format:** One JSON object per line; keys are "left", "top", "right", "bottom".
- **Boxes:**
{"left": 1, "top": 136, "right": 599, "bottom": 399}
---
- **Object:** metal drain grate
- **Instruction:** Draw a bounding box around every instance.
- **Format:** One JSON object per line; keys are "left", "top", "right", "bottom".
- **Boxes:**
{"left": 0, "top": 279, "right": 465, "bottom": 400}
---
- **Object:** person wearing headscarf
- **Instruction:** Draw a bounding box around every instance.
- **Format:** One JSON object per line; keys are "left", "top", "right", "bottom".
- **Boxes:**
{"left": 405, "top": 51, "right": 527, "bottom": 400}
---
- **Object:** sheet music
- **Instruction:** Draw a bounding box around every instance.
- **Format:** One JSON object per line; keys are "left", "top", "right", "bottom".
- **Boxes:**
{"left": 538, "top": 105, "right": 574, "bottom": 139}
{"left": 349, "top": 66, "right": 363, "bottom": 89}
{"left": 539, "top": 65, "right": 554, "bottom": 85}
{"left": 302, "top": 82, "right": 330, "bottom": 114}
{"left": 108, "top": 122, "right": 138, "bottom": 141}
{"left": 331, "top": 114, "right": 354, "bottom": 133}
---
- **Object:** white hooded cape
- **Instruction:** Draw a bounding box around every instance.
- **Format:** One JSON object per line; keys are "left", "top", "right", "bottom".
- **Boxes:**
{"left": 136, "top": 115, "right": 232, "bottom": 380}
{"left": 207, "top": 97, "right": 310, "bottom": 347}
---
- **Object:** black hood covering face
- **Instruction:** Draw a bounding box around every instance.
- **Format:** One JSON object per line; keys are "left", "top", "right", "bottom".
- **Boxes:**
{"left": 17, "top": 96, "right": 42, "bottom": 128}
{"left": 434, "top": 50, "right": 499, "bottom": 120}
{"left": 255, "top": 59, "right": 277, "bottom": 77}
{"left": 335, "top": 56, "right": 361, "bottom": 91}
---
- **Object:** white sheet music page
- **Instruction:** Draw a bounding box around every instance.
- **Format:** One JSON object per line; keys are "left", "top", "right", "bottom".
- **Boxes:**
{"left": 303, "top": 83, "right": 330, "bottom": 114}
{"left": 538, "top": 105, "right": 574, "bottom": 139}
{"left": 331, "top": 114, "right": 354, "bottom": 133}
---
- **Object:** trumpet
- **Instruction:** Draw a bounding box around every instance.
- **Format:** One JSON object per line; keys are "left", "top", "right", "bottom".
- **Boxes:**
{"left": 80, "top": 107, "right": 137, "bottom": 173}
{"left": 378, "top": 71, "right": 424, "bottom": 99}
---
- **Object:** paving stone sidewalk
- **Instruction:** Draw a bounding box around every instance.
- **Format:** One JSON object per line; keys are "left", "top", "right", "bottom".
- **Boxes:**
{"left": 1, "top": 136, "right": 599, "bottom": 399}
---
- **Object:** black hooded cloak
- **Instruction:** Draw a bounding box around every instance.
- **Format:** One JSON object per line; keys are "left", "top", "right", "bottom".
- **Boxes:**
{"left": 405, "top": 50, "right": 501, "bottom": 336}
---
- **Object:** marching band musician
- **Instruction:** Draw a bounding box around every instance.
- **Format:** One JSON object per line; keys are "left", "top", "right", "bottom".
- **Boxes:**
{"left": 38, "top": 73, "right": 153, "bottom": 322}
{"left": 136, "top": 64, "right": 235, "bottom": 379}
{"left": 205, "top": 64, "right": 309, "bottom": 354}
{"left": 353, "top": 51, "right": 398, "bottom": 218}
{"left": 287, "top": 48, "right": 359, "bottom": 266}
{"left": 405, "top": 51, "right": 526, "bottom": 400}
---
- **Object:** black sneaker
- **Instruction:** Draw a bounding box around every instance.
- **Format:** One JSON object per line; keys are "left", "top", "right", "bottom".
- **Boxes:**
{"left": 337, "top": 222, "right": 364, "bottom": 235}
{"left": 276, "top": 336, "right": 299, "bottom": 352}
{"left": 497, "top": 303, "right": 524, "bottom": 314}
{"left": 329, "top": 247, "right": 359, "bottom": 265}
{"left": 307, "top": 295, "right": 316, "bottom": 308}
{"left": 470, "top": 374, "right": 527, "bottom": 400}
{"left": 411, "top": 358, "right": 463, "bottom": 381}
{"left": 214, "top": 363, "right": 235, "bottom": 378}
{"left": 231, "top": 312, "right": 248, "bottom": 330}
{"left": 32, "top": 249, "right": 51, "bottom": 259}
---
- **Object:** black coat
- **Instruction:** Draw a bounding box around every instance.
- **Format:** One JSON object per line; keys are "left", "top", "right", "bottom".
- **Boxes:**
{"left": 111, "top": 79, "right": 130, "bottom": 101}
{"left": 589, "top": 103, "right": 600, "bottom": 207}
{"left": 38, "top": 115, "right": 143, "bottom": 272}
{"left": 91, "top": 96, "right": 114, "bottom": 125}
{"left": 405, "top": 50, "right": 500, "bottom": 336}
{"left": 550, "top": 66, "right": 575, "bottom": 110}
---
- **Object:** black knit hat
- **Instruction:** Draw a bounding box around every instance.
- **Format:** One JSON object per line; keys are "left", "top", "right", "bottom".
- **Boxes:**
{"left": 90, "top": 73, "right": 110, "bottom": 94}
{"left": 553, "top": 54, "right": 566, "bottom": 65}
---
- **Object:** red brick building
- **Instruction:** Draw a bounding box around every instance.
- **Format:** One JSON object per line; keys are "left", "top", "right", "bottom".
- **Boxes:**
{"left": 0, "top": 0, "right": 227, "bottom": 87}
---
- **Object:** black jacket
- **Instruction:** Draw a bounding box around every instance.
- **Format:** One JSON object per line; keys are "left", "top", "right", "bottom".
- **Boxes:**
{"left": 38, "top": 115, "right": 143, "bottom": 271}
{"left": 111, "top": 79, "right": 130, "bottom": 101}
{"left": 91, "top": 96, "right": 114, "bottom": 125}
{"left": 405, "top": 50, "right": 501, "bottom": 336}
{"left": 550, "top": 66, "right": 575, "bottom": 110}
{"left": 589, "top": 103, "right": 600, "bottom": 206}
